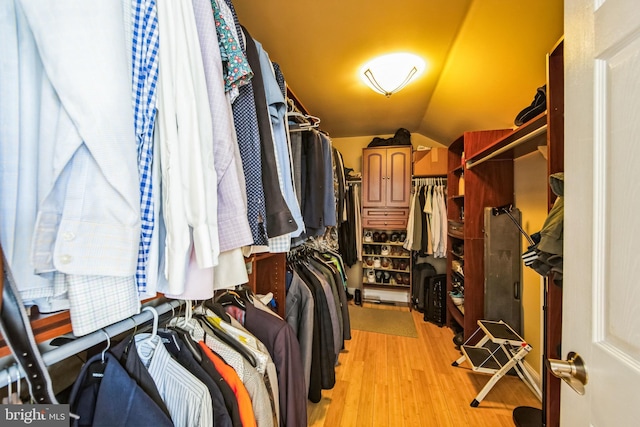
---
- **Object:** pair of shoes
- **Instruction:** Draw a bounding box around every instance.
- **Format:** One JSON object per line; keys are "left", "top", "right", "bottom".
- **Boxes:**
{"left": 364, "top": 231, "right": 373, "bottom": 242}
{"left": 366, "top": 269, "right": 376, "bottom": 283}
{"left": 381, "top": 245, "right": 390, "bottom": 255}
{"left": 346, "top": 290, "right": 354, "bottom": 301}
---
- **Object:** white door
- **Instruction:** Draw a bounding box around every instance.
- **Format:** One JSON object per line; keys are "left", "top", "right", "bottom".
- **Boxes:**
{"left": 563, "top": 0, "right": 640, "bottom": 425}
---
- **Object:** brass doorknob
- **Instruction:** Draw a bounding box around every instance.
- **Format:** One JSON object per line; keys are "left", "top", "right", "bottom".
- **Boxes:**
{"left": 546, "top": 351, "right": 588, "bottom": 395}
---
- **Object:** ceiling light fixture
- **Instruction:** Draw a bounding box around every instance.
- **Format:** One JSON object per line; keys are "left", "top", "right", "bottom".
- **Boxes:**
{"left": 361, "top": 53, "right": 426, "bottom": 97}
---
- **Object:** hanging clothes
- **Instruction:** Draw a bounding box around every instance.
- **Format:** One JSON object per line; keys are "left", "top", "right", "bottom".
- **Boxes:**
{"left": 254, "top": 37, "right": 304, "bottom": 241}
{"left": 284, "top": 270, "right": 315, "bottom": 393}
{"left": 1, "top": 0, "right": 141, "bottom": 335}
{"left": 215, "top": 0, "right": 268, "bottom": 247}
{"left": 405, "top": 178, "right": 448, "bottom": 258}
{"left": 242, "top": 302, "right": 307, "bottom": 427}
{"left": 158, "top": 330, "right": 234, "bottom": 427}
{"left": 68, "top": 352, "right": 174, "bottom": 427}
{"left": 186, "top": 0, "right": 253, "bottom": 300}
{"left": 285, "top": 245, "right": 351, "bottom": 403}
{"left": 155, "top": 0, "right": 220, "bottom": 295}
{"left": 338, "top": 180, "right": 360, "bottom": 267}
{"left": 242, "top": 25, "right": 296, "bottom": 242}
{"left": 135, "top": 332, "right": 214, "bottom": 427}
{"left": 199, "top": 342, "right": 258, "bottom": 427}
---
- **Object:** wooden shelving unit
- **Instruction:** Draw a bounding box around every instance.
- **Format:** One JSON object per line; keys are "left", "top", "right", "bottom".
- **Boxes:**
{"left": 446, "top": 129, "right": 514, "bottom": 342}
{"left": 446, "top": 38, "right": 564, "bottom": 427}
{"left": 362, "top": 234, "right": 412, "bottom": 290}
{"left": 245, "top": 252, "right": 286, "bottom": 318}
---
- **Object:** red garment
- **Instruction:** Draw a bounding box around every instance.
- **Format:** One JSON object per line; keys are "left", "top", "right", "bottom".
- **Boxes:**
{"left": 198, "top": 341, "right": 257, "bottom": 427}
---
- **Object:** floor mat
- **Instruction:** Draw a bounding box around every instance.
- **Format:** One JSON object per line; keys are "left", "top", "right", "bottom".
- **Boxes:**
{"left": 347, "top": 305, "right": 418, "bottom": 338}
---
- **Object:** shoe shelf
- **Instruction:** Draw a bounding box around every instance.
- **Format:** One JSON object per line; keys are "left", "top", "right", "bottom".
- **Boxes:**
{"left": 362, "top": 228, "right": 412, "bottom": 290}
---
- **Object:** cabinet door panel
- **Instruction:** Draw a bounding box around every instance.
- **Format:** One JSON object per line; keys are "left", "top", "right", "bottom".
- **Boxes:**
{"left": 362, "top": 149, "right": 385, "bottom": 207}
{"left": 386, "top": 147, "right": 412, "bottom": 207}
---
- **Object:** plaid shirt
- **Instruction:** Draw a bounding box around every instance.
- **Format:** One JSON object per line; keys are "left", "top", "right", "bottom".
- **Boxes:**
{"left": 131, "top": 0, "right": 160, "bottom": 293}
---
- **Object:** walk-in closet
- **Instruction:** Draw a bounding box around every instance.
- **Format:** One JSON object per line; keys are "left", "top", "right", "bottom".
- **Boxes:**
{"left": 3, "top": 0, "right": 637, "bottom": 426}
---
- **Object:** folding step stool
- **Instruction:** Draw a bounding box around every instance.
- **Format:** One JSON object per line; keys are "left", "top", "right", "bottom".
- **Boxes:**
{"left": 452, "top": 320, "right": 542, "bottom": 407}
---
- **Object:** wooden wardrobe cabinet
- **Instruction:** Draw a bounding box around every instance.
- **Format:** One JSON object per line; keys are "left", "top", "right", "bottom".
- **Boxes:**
{"left": 362, "top": 146, "right": 412, "bottom": 228}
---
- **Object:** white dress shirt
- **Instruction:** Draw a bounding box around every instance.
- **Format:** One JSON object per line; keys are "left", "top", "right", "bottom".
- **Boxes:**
{"left": 156, "top": 0, "right": 220, "bottom": 295}
{"left": 1, "top": 1, "right": 141, "bottom": 334}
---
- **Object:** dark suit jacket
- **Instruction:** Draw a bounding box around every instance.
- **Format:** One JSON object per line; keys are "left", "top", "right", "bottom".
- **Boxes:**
{"left": 110, "top": 336, "right": 171, "bottom": 419}
{"left": 285, "top": 270, "right": 315, "bottom": 393}
{"left": 68, "top": 352, "right": 173, "bottom": 427}
{"left": 243, "top": 25, "right": 296, "bottom": 238}
{"left": 159, "top": 330, "right": 233, "bottom": 427}
{"left": 244, "top": 302, "right": 307, "bottom": 427}
{"left": 293, "top": 263, "right": 336, "bottom": 393}
{"left": 302, "top": 130, "right": 326, "bottom": 236}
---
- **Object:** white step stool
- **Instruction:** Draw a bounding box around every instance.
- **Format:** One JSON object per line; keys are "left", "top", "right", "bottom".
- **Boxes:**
{"left": 452, "top": 320, "right": 542, "bottom": 407}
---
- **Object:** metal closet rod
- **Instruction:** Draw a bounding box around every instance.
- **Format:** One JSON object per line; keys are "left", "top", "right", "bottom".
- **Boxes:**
{"left": 465, "top": 124, "right": 548, "bottom": 169}
{"left": 0, "top": 299, "right": 186, "bottom": 388}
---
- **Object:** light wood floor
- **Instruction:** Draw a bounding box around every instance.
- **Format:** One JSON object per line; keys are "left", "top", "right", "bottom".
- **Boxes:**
{"left": 307, "top": 303, "right": 541, "bottom": 427}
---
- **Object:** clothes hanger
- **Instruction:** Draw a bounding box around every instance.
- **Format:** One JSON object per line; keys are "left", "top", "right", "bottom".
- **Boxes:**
{"left": 12, "top": 365, "right": 22, "bottom": 404}
{"left": 162, "top": 300, "right": 205, "bottom": 363}
{"left": 140, "top": 306, "right": 159, "bottom": 345}
{"left": 120, "top": 317, "right": 139, "bottom": 364}
{"left": 234, "top": 286, "right": 254, "bottom": 304}
{"left": 203, "top": 299, "right": 232, "bottom": 323}
{"left": 287, "top": 109, "right": 321, "bottom": 131}
{"left": 2, "top": 367, "right": 22, "bottom": 404}
{"left": 215, "top": 290, "right": 246, "bottom": 310}
{"left": 195, "top": 313, "right": 258, "bottom": 368}
{"left": 3, "top": 368, "right": 12, "bottom": 404}
{"left": 101, "top": 331, "right": 111, "bottom": 364}
{"left": 165, "top": 302, "right": 203, "bottom": 363}
{"left": 87, "top": 330, "right": 110, "bottom": 385}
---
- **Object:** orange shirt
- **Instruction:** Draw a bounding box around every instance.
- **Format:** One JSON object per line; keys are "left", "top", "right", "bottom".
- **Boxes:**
{"left": 198, "top": 341, "right": 257, "bottom": 427}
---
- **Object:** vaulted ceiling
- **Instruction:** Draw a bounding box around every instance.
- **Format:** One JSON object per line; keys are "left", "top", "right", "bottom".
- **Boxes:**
{"left": 231, "top": 0, "right": 563, "bottom": 145}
